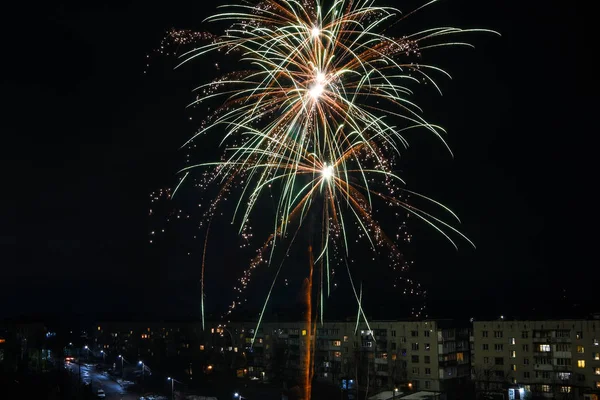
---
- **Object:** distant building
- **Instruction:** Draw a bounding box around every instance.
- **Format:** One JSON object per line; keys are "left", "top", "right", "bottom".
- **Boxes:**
{"left": 0, "top": 321, "right": 48, "bottom": 372}
{"left": 472, "top": 319, "right": 600, "bottom": 399}
{"left": 204, "top": 319, "right": 471, "bottom": 399}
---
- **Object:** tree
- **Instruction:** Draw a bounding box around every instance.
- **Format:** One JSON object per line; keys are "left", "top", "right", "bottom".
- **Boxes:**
{"left": 471, "top": 364, "right": 514, "bottom": 400}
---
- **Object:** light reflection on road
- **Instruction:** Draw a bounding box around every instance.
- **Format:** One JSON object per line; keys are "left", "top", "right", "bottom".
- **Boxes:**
{"left": 64, "top": 361, "right": 138, "bottom": 400}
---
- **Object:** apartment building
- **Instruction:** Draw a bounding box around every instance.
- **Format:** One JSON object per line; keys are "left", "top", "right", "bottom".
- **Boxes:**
{"left": 472, "top": 319, "right": 600, "bottom": 399}
{"left": 207, "top": 319, "right": 470, "bottom": 397}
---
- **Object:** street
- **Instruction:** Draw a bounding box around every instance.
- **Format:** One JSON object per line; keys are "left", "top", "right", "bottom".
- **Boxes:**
{"left": 65, "top": 361, "right": 139, "bottom": 400}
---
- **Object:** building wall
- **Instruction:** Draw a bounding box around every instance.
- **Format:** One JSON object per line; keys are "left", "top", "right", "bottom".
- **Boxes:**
{"left": 206, "top": 319, "right": 470, "bottom": 394}
{"left": 472, "top": 320, "right": 600, "bottom": 398}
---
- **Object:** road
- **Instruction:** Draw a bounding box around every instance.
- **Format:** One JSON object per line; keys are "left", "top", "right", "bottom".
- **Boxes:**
{"left": 65, "top": 361, "right": 139, "bottom": 400}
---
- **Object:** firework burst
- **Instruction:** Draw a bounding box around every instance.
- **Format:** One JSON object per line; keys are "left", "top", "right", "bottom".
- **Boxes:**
{"left": 151, "top": 0, "right": 496, "bottom": 345}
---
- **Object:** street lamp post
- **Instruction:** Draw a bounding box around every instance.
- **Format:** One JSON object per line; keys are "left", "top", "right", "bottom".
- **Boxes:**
{"left": 393, "top": 387, "right": 399, "bottom": 399}
{"left": 138, "top": 361, "right": 145, "bottom": 393}
{"left": 219, "top": 327, "right": 236, "bottom": 369}
{"left": 168, "top": 377, "right": 181, "bottom": 400}
{"left": 118, "top": 355, "right": 125, "bottom": 377}
{"left": 100, "top": 350, "right": 106, "bottom": 363}
{"left": 234, "top": 392, "right": 245, "bottom": 400}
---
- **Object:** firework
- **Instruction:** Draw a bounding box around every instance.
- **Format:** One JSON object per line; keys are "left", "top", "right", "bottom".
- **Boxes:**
{"left": 151, "top": 2, "right": 496, "bottom": 388}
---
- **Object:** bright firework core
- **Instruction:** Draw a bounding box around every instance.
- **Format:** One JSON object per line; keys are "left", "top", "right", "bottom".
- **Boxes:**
{"left": 322, "top": 164, "right": 334, "bottom": 180}
{"left": 311, "top": 27, "right": 320, "bottom": 37}
{"left": 309, "top": 83, "right": 324, "bottom": 99}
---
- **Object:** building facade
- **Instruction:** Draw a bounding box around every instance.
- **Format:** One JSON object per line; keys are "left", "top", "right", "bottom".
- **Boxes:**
{"left": 205, "top": 319, "right": 471, "bottom": 397}
{"left": 472, "top": 319, "right": 600, "bottom": 399}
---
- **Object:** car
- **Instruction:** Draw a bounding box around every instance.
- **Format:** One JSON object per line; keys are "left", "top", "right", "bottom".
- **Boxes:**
{"left": 97, "top": 389, "right": 106, "bottom": 398}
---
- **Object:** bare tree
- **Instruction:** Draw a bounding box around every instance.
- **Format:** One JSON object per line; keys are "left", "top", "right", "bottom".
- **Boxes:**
{"left": 472, "top": 364, "right": 514, "bottom": 400}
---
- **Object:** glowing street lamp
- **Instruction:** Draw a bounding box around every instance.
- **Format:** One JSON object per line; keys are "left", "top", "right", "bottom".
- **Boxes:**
{"left": 167, "top": 377, "right": 181, "bottom": 400}
{"left": 118, "top": 355, "right": 125, "bottom": 377}
{"left": 138, "top": 361, "right": 145, "bottom": 392}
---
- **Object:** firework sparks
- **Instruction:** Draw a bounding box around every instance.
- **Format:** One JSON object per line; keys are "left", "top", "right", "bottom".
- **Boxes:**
{"left": 150, "top": 2, "right": 497, "bottom": 389}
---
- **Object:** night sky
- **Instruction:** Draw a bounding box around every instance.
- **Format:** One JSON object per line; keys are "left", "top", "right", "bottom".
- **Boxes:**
{"left": 1, "top": 0, "right": 588, "bottom": 322}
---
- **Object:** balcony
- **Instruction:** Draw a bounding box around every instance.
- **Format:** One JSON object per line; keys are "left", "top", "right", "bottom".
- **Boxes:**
{"left": 553, "top": 365, "right": 572, "bottom": 371}
{"left": 533, "top": 364, "right": 554, "bottom": 371}
{"left": 533, "top": 337, "right": 551, "bottom": 343}
{"left": 551, "top": 337, "right": 572, "bottom": 343}
{"left": 439, "top": 360, "right": 458, "bottom": 368}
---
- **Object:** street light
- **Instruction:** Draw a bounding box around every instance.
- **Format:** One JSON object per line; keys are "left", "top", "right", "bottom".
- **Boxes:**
{"left": 233, "top": 392, "right": 245, "bottom": 399}
{"left": 138, "top": 361, "right": 145, "bottom": 393}
{"left": 218, "top": 326, "right": 236, "bottom": 369}
{"left": 118, "top": 355, "right": 125, "bottom": 377}
{"left": 393, "top": 387, "right": 399, "bottom": 399}
{"left": 100, "top": 350, "right": 106, "bottom": 362}
{"left": 167, "top": 377, "right": 181, "bottom": 400}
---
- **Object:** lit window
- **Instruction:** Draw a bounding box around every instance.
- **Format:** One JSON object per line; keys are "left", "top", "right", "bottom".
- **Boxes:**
{"left": 577, "top": 345, "right": 584, "bottom": 353}
{"left": 343, "top": 336, "right": 349, "bottom": 342}
{"left": 578, "top": 360, "right": 586, "bottom": 368}
{"left": 234, "top": 347, "right": 238, "bottom": 352}
{"left": 511, "top": 350, "right": 516, "bottom": 358}
{"left": 199, "top": 345, "right": 205, "bottom": 351}
{"left": 391, "top": 354, "right": 397, "bottom": 360}
{"left": 596, "top": 382, "right": 600, "bottom": 389}
{"left": 594, "top": 339, "right": 599, "bottom": 346}
{"left": 97, "top": 326, "right": 101, "bottom": 331}
{"left": 259, "top": 338, "right": 263, "bottom": 344}
{"left": 302, "top": 330, "right": 307, "bottom": 336}
{"left": 510, "top": 337, "right": 516, "bottom": 345}
{"left": 457, "top": 353, "right": 464, "bottom": 362}
{"left": 539, "top": 344, "right": 550, "bottom": 352}
{"left": 542, "top": 385, "right": 551, "bottom": 393}
{"left": 334, "top": 351, "right": 341, "bottom": 358}
{"left": 333, "top": 340, "right": 341, "bottom": 347}
{"left": 595, "top": 367, "right": 600, "bottom": 375}
{"left": 558, "top": 372, "right": 571, "bottom": 380}
{"left": 594, "top": 352, "right": 600, "bottom": 361}
{"left": 510, "top": 364, "right": 517, "bottom": 371}
{"left": 211, "top": 328, "right": 214, "bottom": 334}
{"left": 560, "top": 386, "right": 571, "bottom": 393}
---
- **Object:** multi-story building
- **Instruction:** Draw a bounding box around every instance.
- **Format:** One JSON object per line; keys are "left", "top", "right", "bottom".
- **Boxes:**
{"left": 472, "top": 319, "right": 600, "bottom": 399}
{"left": 205, "top": 319, "right": 471, "bottom": 398}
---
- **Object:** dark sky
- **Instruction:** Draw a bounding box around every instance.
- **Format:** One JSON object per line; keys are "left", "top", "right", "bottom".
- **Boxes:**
{"left": 1, "top": 0, "right": 588, "bottom": 322}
